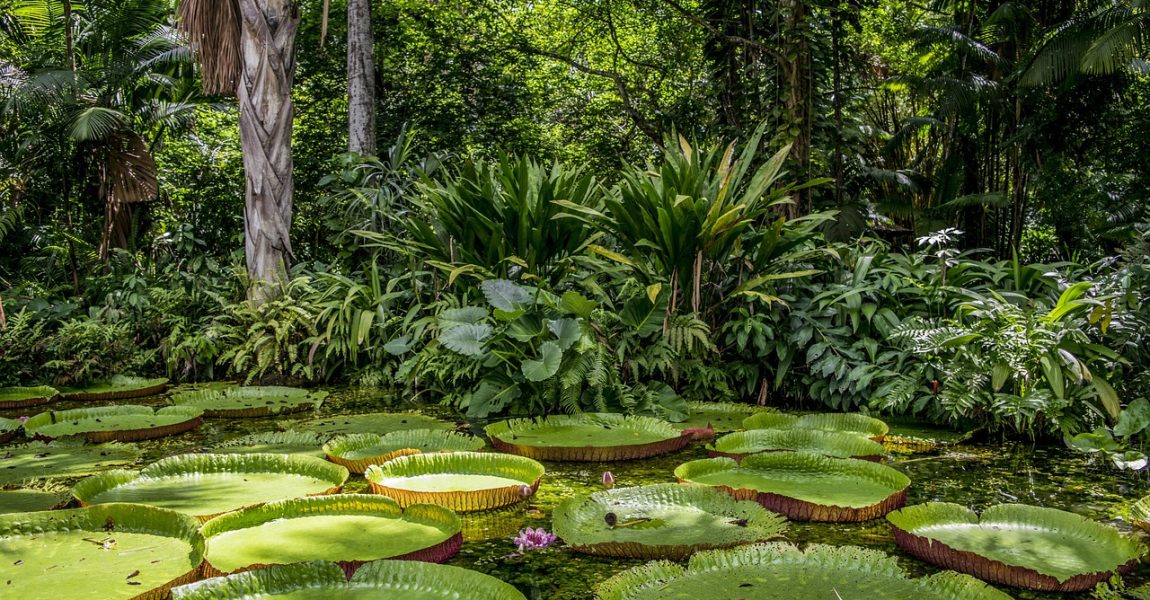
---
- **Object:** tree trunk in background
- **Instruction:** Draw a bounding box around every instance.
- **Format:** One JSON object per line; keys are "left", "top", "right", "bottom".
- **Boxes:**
{"left": 347, "top": 0, "right": 376, "bottom": 154}
{"left": 781, "top": 0, "right": 810, "bottom": 217}
{"left": 236, "top": 0, "right": 299, "bottom": 301}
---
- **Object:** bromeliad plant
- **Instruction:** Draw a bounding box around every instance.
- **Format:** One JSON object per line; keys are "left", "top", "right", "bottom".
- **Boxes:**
{"left": 418, "top": 278, "right": 684, "bottom": 419}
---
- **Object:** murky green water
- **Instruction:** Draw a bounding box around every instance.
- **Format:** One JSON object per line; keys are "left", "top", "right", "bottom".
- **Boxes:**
{"left": 4, "top": 386, "right": 1148, "bottom": 599}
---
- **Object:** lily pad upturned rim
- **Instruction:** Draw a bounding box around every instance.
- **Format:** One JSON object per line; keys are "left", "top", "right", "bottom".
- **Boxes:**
{"left": 742, "top": 412, "right": 890, "bottom": 440}
{"left": 887, "top": 502, "right": 1147, "bottom": 592}
{"left": 0, "top": 502, "right": 206, "bottom": 600}
{"left": 674, "top": 452, "right": 910, "bottom": 522}
{"left": 553, "top": 483, "right": 787, "bottom": 560}
{"left": 72, "top": 452, "right": 350, "bottom": 521}
{"left": 365, "top": 451, "right": 544, "bottom": 512}
{"left": 324, "top": 429, "right": 486, "bottom": 473}
{"left": 707, "top": 428, "right": 886, "bottom": 461}
{"left": 22, "top": 404, "right": 204, "bottom": 443}
{"left": 1131, "top": 493, "right": 1150, "bottom": 533}
{"left": 199, "top": 494, "right": 463, "bottom": 577}
{"left": 0, "top": 417, "right": 19, "bottom": 443}
{"left": 170, "top": 385, "right": 328, "bottom": 418}
{"left": 171, "top": 559, "right": 527, "bottom": 600}
{"left": 485, "top": 413, "right": 692, "bottom": 462}
{"left": 595, "top": 542, "right": 1011, "bottom": 600}
{"left": 0, "top": 385, "right": 60, "bottom": 408}
{"left": 212, "top": 430, "right": 327, "bottom": 457}
{"left": 59, "top": 375, "right": 169, "bottom": 401}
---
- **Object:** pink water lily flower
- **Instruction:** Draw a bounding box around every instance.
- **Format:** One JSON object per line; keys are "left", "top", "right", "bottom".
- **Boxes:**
{"left": 601, "top": 471, "right": 615, "bottom": 489}
{"left": 513, "top": 527, "right": 558, "bottom": 552}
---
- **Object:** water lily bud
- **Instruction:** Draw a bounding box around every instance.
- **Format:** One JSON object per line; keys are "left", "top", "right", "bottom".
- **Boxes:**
{"left": 601, "top": 471, "right": 615, "bottom": 489}
{"left": 519, "top": 484, "right": 534, "bottom": 498}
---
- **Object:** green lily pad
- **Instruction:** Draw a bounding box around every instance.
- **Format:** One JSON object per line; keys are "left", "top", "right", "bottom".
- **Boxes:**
{"left": 212, "top": 431, "right": 327, "bottom": 458}
{"left": 324, "top": 429, "right": 486, "bottom": 473}
{"left": 59, "top": 375, "right": 169, "bottom": 401}
{"left": 676, "top": 402, "right": 771, "bottom": 434}
{"left": 171, "top": 386, "right": 327, "bottom": 418}
{"left": 0, "top": 503, "right": 205, "bottom": 600}
{"left": 0, "top": 385, "right": 59, "bottom": 409}
{"left": 23, "top": 405, "right": 204, "bottom": 443}
{"left": 674, "top": 452, "right": 909, "bottom": 522}
{"left": 553, "top": 483, "right": 787, "bottom": 559}
{"left": 200, "top": 494, "right": 462, "bottom": 575}
{"left": 171, "top": 559, "right": 527, "bottom": 600}
{"left": 365, "top": 451, "right": 544, "bottom": 513}
{"left": 596, "top": 542, "right": 1011, "bottom": 600}
{"left": 281, "top": 412, "right": 456, "bottom": 438}
{"left": 0, "top": 417, "right": 18, "bottom": 444}
{"left": 707, "top": 429, "right": 885, "bottom": 461}
{"left": 73, "top": 453, "right": 349, "bottom": 521}
{"left": 0, "top": 488, "right": 69, "bottom": 513}
{"left": 485, "top": 413, "right": 692, "bottom": 461}
{"left": 0, "top": 440, "right": 141, "bottom": 485}
{"left": 887, "top": 502, "right": 1146, "bottom": 591}
{"left": 742, "top": 412, "right": 889, "bottom": 440}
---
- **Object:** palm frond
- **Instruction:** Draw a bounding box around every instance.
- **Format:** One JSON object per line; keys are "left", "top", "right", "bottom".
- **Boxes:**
{"left": 176, "top": 0, "right": 242, "bottom": 95}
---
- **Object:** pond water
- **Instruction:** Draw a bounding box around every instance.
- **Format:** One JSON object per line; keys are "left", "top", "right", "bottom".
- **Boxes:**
{"left": 4, "top": 386, "right": 1148, "bottom": 599}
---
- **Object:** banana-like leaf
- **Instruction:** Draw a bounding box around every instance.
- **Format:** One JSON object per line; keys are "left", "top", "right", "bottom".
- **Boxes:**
{"left": 674, "top": 453, "right": 909, "bottom": 522}
{"left": 364, "top": 451, "right": 543, "bottom": 512}
{"left": 675, "top": 402, "right": 773, "bottom": 434}
{"left": 553, "top": 483, "right": 786, "bottom": 559}
{"left": 742, "top": 412, "right": 890, "bottom": 440}
{"left": 199, "top": 494, "right": 462, "bottom": 575}
{"left": 888, "top": 502, "right": 1146, "bottom": 591}
{"left": 595, "top": 542, "right": 1012, "bottom": 600}
{"left": 0, "top": 385, "right": 60, "bottom": 409}
{"left": 280, "top": 412, "right": 456, "bottom": 438}
{"left": 172, "top": 559, "right": 526, "bottom": 600}
{"left": 0, "top": 503, "right": 205, "bottom": 600}
{"left": 212, "top": 431, "right": 327, "bottom": 458}
{"left": 58, "top": 375, "right": 169, "bottom": 401}
{"left": 73, "top": 453, "right": 349, "bottom": 521}
{"left": 324, "top": 429, "right": 485, "bottom": 473}
{"left": 0, "top": 440, "right": 141, "bottom": 484}
{"left": 485, "top": 413, "right": 692, "bottom": 461}
{"left": 24, "top": 405, "right": 204, "bottom": 443}
{"left": 708, "top": 429, "right": 885, "bottom": 461}
{"left": 170, "top": 386, "right": 326, "bottom": 418}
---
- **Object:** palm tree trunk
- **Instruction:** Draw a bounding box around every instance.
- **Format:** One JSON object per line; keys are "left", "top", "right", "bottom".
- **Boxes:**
{"left": 347, "top": 0, "right": 376, "bottom": 154}
{"left": 236, "top": 0, "right": 299, "bottom": 301}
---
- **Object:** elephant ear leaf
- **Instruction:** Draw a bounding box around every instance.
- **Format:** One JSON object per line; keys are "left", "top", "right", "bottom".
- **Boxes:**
{"left": 439, "top": 323, "right": 492, "bottom": 357}
{"left": 620, "top": 291, "right": 667, "bottom": 338}
{"left": 522, "top": 341, "right": 562, "bottom": 382}
{"left": 1114, "top": 398, "right": 1150, "bottom": 437}
{"left": 548, "top": 318, "right": 582, "bottom": 350}
{"left": 482, "top": 279, "right": 532, "bottom": 312}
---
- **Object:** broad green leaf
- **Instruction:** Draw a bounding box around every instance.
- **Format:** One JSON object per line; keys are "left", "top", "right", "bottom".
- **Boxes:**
{"left": 438, "top": 306, "right": 489, "bottom": 328}
{"left": 481, "top": 279, "right": 532, "bottom": 312}
{"left": 559, "top": 291, "right": 598, "bottom": 318}
{"left": 522, "top": 341, "right": 562, "bottom": 382}
{"left": 439, "top": 323, "right": 492, "bottom": 357}
{"left": 1114, "top": 398, "right": 1150, "bottom": 437}
{"left": 548, "top": 318, "right": 582, "bottom": 350}
{"left": 383, "top": 335, "right": 412, "bottom": 356}
{"left": 1093, "top": 377, "right": 1121, "bottom": 420}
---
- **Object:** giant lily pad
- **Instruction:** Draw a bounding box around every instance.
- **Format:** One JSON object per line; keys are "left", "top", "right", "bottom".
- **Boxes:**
{"left": 281, "top": 412, "right": 456, "bottom": 438}
{"left": 59, "top": 375, "right": 169, "bottom": 401}
{"left": 200, "top": 494, "right": 463, "bottom": 576}
{"left": 0, "top": 503, "right": 205, "bottom": 600}
{"left": 324, "top": 429, "right": 486, "bottom": 473}
{"left": 0, "top": 440, "right": 141, "bottom": 484}
{"left": 365, "top": 451, "right": 544, "bottom": 512}
{"left": 485, "top": 413, "right": 693, "bottom": 462}
{"left": 553, "top": 483, "right": 787, "bottom": 559}
{"left": 742, "top": 412, "right": 889, "bottom": 441}
{"left": 887, "top": 502, "right": 1146, "bottom": 591}
{"left": 0, "top": 487, "right": 69, "bottom": 513}
{"left": 1130, "top": 493, "right": 1150, "bottom": 532}
{"left": 73, "top": 453, "right": 349, "bottom": 521}
{"left": 676, "top": 402, "right": 772, "bottom": 434}
{"left": 0, "top": 385, "right": 59, "bottom": 409}
{"left": 707, "top": 429, "right": 885, "bottom": 461}
{"left": 595, "top": 542, "right": 1011, "bottom": 600}
{"left": 171, "top": 386, "right": 327, "bottom": 418}
{"left": 0, "top": 417, "right": 18, "bottom": 444}
{"left": 212, "top": 431, "right": 327, "bottom": 458}
{"left": 172, "top": 559, "right": 526, "bottom": 600}
{"left": 674, "top": 452, "right": 909, "bottom": 522}
{"left": 23, "top": 405, "right": 204, "bottom": 443}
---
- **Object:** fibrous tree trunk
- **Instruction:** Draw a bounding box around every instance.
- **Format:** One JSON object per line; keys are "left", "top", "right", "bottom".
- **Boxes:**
{"left": 236, "top": 0, "right": 299, "bottom": 301}
{"left": 347, "top": 0, "right": 376, "bottom": 155}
